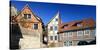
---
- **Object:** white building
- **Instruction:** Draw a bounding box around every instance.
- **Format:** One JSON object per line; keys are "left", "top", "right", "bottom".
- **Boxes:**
{"left": 47, "top": 12, "right": 62, "bottom": 47}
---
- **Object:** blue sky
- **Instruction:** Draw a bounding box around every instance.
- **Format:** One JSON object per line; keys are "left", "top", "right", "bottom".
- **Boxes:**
{"left": 10, "top": 1, "right": 96, "bottom": 25}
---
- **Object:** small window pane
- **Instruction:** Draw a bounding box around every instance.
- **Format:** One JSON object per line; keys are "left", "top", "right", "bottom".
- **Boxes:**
{"left": 84, "top": 30, "right": 90, "bottom": 35}
{"left": 77, "top": 24, "right": 82, "bottom": 27}
{"left": 68, "top": 32, "right": 72, "bottom": 37}
{"left": 50, "top": 36, "right": 53, "bottom": 40}
{"left": 55, "top": 36, "right": 57, "bottom": 40}
{"left": 55, "top": 18, "right": 58, "bottom": 21}
{"left": 27, "top": 14, "right": 31, "bottom": 19}
{"left": 24, "top": 14, "right": 27, "bottom": 19}
{"left": 77, "top": 31, "right": 83, "bottom": 36}
{"left": 64, "top": 42, "right": 66, "bottom": 46}
{"left": 24, "top": 14, "right": 31, "bottom": 19}
{"left": 64, "top": 41, "right": 72, "bottom": 46}
{"left": 54, "top": 26, "right": 57, "bottom": 31}
{"left": 50, "top": 26, "right": 53, "bottom": 31}
{"left": 34, "top": 24, "right": 38, "bottom": 30}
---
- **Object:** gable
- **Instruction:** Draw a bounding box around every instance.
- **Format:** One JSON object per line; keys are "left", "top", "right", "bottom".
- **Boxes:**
{"left": 47, "top": 12, "right": 60, "bottom": 26}
{"left": 16, "top": 4, "right": 41, "bottom": 23}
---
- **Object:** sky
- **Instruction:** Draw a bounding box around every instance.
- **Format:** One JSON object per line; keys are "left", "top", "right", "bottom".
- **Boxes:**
{"left": 10, "top": 1, "right": 96, "bottom": 25}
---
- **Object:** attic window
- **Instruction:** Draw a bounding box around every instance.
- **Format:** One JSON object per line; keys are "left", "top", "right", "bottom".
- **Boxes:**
{"left": 77, "top": 23, "right": 82, "bottom": 27}
{"left": 62, "top": 24, "right": 68, "bottom": 28}
{"left": 73, "top": 22, "right": 82, "bottom": 27}
{"left": 50, "top": 36, "right": 53, "bottom": 40}
{"left": 24, "top": 14, "right": 31, "bottom": 19}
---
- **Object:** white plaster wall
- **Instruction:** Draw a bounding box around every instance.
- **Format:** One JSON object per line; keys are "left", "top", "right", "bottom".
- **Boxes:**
{"left": 47, "top": 14, "right": 59, "bottom": 44}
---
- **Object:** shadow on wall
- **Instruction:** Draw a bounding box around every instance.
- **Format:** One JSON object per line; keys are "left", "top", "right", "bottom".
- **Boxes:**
{"left": 10, "top": 23, "right": 23, "bottom": 49}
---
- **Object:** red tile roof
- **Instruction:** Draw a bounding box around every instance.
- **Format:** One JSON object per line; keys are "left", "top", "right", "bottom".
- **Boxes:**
{"left": 58, "top": 18, "right": 96, "bottom": 33}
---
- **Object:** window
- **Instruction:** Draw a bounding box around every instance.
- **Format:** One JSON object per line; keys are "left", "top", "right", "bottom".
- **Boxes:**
{"left": 64, "top": 42, "right": 67, "bottom": 46}
{"left": 77, "top": 23, "right": 82, "bottom": 27}
{"left": 68, "top": 32, "right": 72, "bottom": 37}
{"left": 77, "top": 30, "right": 83, "bottom": 36}
{"left": 50, "top": 36, "right": 53, "bottom": 40}
{"left": 64, "top": 41, "right": 72, "bottom": 46}
{"left": 73, "top": 22, "right": 82, "bottom": 27}
{"left": 65, "top": 32, "right": 68, "bottom": 36}
{"left": 58, "top": 34, "right": 63, "bottom": 41}
{"left": 92, "top": 29, "right": 96, "bottom": 36}
{"left": 24, "top": 14, "right": 31, "bottom": 19}
{"left": 62, "top": 24, "right": 68, "bottom": 29}
{"left": 27, "top": 14, "right": 31, "bottom": 19}
{"left": 55, "top": 18, "right": 58, "bottom": 21}
{"left": 34, "top": 24, "right": 38, "bottom": 30}
{"left": 24, "top": 14, "right": 27, "bottom": 19}
{"left": 50, "top": 26, "right": 53, "bottom": 31}
{"left": 69, "top": 41, "right": 72, "bottom": 46}
{"left": 64, "top": 33, "right": 67, "bottom": 37}
{"left": 54, "top": 26, "right": 57, "bottom": 31}
{"left": 84, "top": 30, "right": 90, "bottom": 35}
{"left": 55, "top": 36, "right": 57, "bottom": 40}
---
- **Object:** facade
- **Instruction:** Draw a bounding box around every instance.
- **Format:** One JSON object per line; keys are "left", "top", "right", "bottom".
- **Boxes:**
{"left": 58, "top": 18, "right": 96, "bottom": 47}
{"left": 15, "top": 4, "right": 43, "bottom": 48}
{"left": 47, "top": 12, "right": 62, "bottom": 47}
{"left": 10, "top": 5, "right": 96, "bottom": 48}
{"left": 10, "top": 1, "right": 96, "bottom": 49}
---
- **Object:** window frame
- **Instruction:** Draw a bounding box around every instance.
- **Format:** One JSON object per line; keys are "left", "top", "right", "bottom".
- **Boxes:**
{"left": 84, "top": 30, "right": 90, "bottom": 35}
{"left": 50, "top": 36, "right": 53, "bottom": 40}
{"left": 55, "top": 18, "right": 58, "bottom": 21}
{"left": 50, "top": 26, "right": 53, "bottom": 31}
{"left": 55, "top": 36, "right": 57, "bottom": 40}
{"left": 24, "top": 14, "right": 27, "bottom": 19}
{"left": 24, "top": 14, "right": 31, "bottom": 19}
{"left": 64, "top": 41, "right": 73, "bottom": 46}
{"left": 54, "top": 26, "right": 57, "bottom": 31}
{"left": 77, "top": 30, "right": 83, "bottom": 36}
{"left": 77, "top": 23, "right": 82, "bottom": 27}
{"left": 27, "top": 14, "right": 31, "bottom": 19}
{"left": 68, "top": 32, "right": 73, "bottom": 37}
{"left": 33, "top": 23, "right": 38, "bottom": 30}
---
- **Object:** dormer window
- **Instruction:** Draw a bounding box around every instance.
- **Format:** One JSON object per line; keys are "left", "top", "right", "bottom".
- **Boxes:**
{"left": 62, "top": 24, "right": 68, "bottom": 29}
{"left": 73, "top": 22, "right": 82, "bottom": 27}
{"left": 77, "top": 23, "right": 82, "bottom": 27}
{"left": 24, "top": 14, "right": 31, "bottom": 19}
